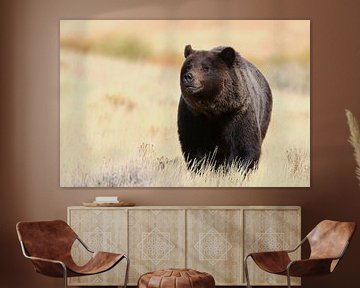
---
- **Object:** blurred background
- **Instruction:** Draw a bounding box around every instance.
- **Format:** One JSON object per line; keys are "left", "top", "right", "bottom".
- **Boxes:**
{"left": 60, "top": 20, "right": 310, "bottom": 187}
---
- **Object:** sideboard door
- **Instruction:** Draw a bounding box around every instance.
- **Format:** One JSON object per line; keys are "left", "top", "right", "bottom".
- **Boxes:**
{"left": 68, "top": 208, "right": 128, "bottom": 286}
{"left": 128, "top": 209, "right": 186, "bottom": 284}
{"left": 186, "top": 209, "right": 243, "bottom": 285}
{"left": 243, "top": 208, "right": 301, "bottom": 286}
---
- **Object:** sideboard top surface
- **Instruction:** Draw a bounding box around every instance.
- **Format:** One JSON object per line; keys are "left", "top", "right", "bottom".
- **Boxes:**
{"left": 68, "top": 206, "right": 301, "bottom": 210}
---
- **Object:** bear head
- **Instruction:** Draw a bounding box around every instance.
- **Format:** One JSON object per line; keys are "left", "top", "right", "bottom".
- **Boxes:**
{"left": 180, "top": 45, "right": 240, "bottom": 116}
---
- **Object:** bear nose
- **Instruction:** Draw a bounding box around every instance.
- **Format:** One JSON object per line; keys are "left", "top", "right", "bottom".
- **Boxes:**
{"left": 183, "top": 72, "right": 193, "bottom": 83}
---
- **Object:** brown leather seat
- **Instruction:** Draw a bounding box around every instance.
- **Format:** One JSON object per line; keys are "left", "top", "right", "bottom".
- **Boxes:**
{"left": 16, "top": 220, "right": 129, "bottom": 288}
{"left": 138, "top": 268, "right": 215, "bottom": 288}
{"left": 244, "top": 220, "right": 356, "bottom": 288}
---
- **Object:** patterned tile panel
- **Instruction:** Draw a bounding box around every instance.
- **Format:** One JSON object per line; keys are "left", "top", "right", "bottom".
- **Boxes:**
{"left": 128, "top": 209, "right": 186, "bottom": 284}
{"left": 194, "top": 227, "right": 232, "bottom": 265}
{"left": 187, "top": 209, "right": 243, "bottom": 285}
{"left": 244, "top": 209, "right": 301, "bottom": 286}
{"left": 138, "top": 227, "right": 175, "bottom": 264}
{"left": 68, "top": 208, "right": 127, "bottom": 286}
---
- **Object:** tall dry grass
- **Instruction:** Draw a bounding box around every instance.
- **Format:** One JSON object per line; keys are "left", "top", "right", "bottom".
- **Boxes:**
{"left": 60, "top": 50, "right": 310, "bottom": 187}
{"left": 346, "top": 110, "right": 360, "bottom": 185}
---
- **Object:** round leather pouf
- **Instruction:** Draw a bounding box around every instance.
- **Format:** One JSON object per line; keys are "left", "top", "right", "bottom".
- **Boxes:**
{"left": 138, "top": 268, "right": 215, "bottom": 288}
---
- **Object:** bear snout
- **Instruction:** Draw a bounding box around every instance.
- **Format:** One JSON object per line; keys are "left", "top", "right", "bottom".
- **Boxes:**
{"left": 182, "top": 72, "right": 194, "bottom": 86}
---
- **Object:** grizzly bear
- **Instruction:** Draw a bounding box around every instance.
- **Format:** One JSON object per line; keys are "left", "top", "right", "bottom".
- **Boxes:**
{"left": 177, "top": 45, "right": 272, "bottom": 172}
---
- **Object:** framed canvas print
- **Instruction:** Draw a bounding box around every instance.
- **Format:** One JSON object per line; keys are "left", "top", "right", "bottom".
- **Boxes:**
{"left": 60, "top": 20, "right": 310, "bottom": 187}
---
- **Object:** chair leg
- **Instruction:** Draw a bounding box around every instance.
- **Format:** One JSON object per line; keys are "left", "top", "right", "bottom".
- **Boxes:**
{"left": 62, "top": 264, "right": 68, "bottom": 288}
{"left": 244, "top": 255, "right": 252, "bottom": 288}
{"left": 123, "top": 255, "right": 130, "bottom": 288}
{"left": 286, "top": 269, "right": 291, "bottom": 288}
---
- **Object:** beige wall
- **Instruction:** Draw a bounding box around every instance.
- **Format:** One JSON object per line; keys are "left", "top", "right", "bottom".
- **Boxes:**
{"left": 1, "top": 1, "right": 360, "bottom": 287}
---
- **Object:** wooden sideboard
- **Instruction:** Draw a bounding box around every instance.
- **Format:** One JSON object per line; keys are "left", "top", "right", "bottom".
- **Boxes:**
{"left": 67, "top": 206, "right": 301, "bottom": 286}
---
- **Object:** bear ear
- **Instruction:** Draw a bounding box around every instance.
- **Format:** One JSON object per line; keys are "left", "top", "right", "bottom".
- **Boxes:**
{"left": 184, "top": 45, "right": 194, "bottom": 58}
{"left": 219, "top": 47, "right": 236, "bottom": 66}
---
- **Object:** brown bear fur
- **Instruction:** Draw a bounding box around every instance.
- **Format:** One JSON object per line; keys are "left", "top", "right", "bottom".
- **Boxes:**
{"left": 177, "top": 45, "right": 272, "bottom": 172}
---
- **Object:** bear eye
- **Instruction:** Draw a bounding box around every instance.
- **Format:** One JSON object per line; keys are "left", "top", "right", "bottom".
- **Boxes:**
{"left": 202, "top": 66, "right": 210, "bottom": 73}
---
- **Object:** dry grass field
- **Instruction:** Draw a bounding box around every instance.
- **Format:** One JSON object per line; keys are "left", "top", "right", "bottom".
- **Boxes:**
{"left": 60, "top": 20, "right": 310, "bottom": 187}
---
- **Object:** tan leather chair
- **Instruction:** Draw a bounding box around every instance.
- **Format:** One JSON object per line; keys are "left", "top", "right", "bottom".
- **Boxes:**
{"left": 16, "top": 220, "right": 129, "bottom": 288}
{"left": 244, "top": 220, "right": 356, "bottom": 288}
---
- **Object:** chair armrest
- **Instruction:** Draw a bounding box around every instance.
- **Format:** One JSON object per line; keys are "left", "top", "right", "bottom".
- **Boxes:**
{"left": 19, "top": 240, "right": 67, "bottom": 277}
{"left": 25, "top": 255, "right": 67, "bottom": 277}
{"left": 25, "top": 256, "right": 66, "bottom": 267}
{"left": 245, "top": 237, "right": 306, "bottom": 259}
{"left": 25, "top": 255, "right": 65, "bottom": 266}
{"left": 247, "top": 250, "right": 290, "bottom": 259}
{"left": 246, "top": 251, "right": 292, "bottom": 274}
{"left": 287, "top": 258, "right": 336, "bottom": 277}
{"left": 286, "top": 237, "right": 307, "bottom": 253}
{"left": 76, "top": 236, "right": 94, "bottom": 253}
